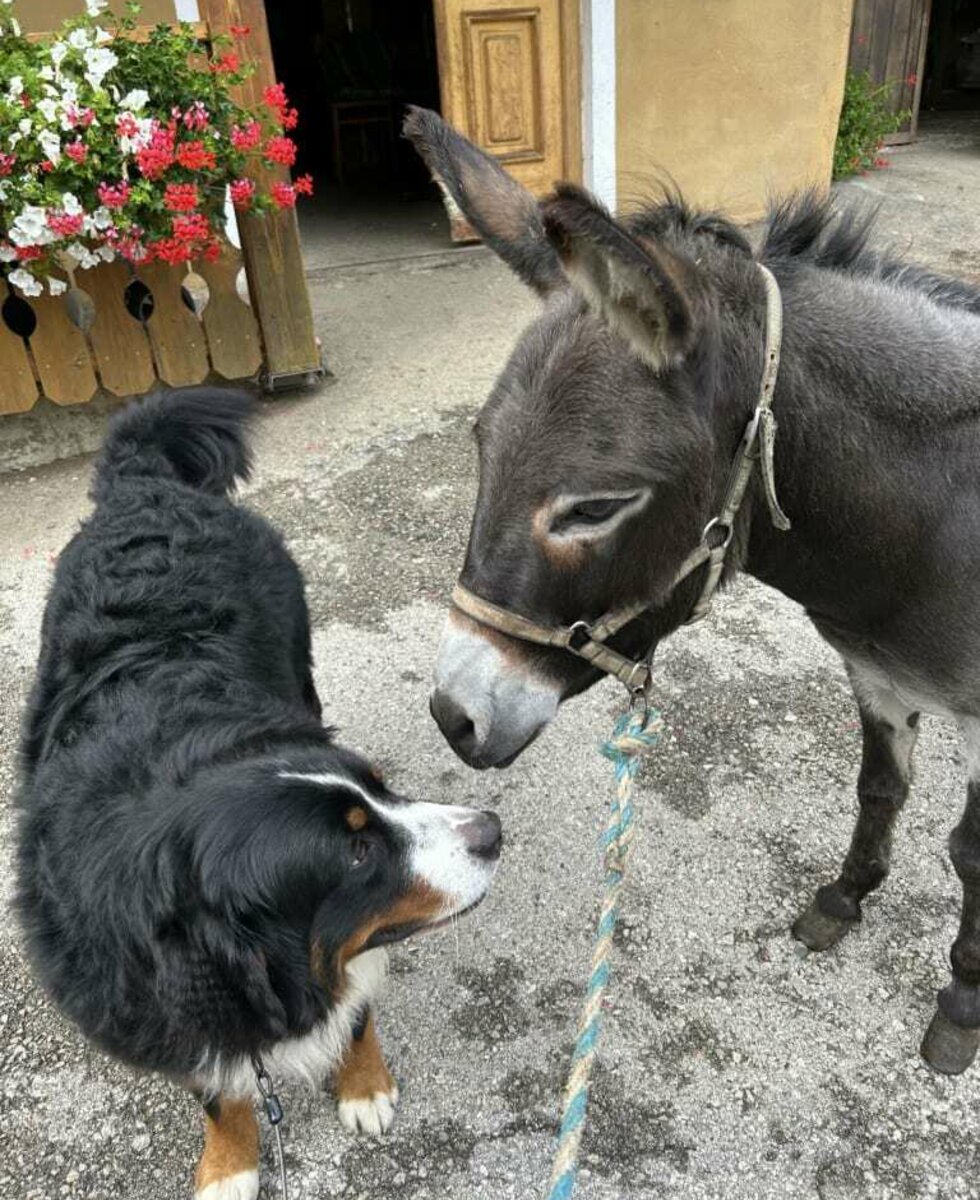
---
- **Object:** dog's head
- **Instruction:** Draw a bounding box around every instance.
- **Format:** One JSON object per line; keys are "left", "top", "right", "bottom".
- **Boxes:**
{"left": 150, "top": 745, "right": 500, "bottom": 1043}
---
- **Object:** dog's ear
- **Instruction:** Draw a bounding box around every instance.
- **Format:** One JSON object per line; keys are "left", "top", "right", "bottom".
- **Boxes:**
{"left": 155, "top": 916, "right": 289, "bottom": 1044}
{"left": 403, "top": 106, "right": 563, "bottom": 296}
{"left": 542, "top": 184, "right": 705, "bottom": 372}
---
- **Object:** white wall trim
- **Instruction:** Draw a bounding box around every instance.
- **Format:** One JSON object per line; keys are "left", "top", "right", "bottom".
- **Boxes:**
{"left": 581, "top": 0, "right": 617, "bottom": 212}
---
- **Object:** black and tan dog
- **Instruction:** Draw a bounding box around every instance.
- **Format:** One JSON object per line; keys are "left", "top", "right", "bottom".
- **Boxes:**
{"left": 16, "top": 389, "right": 501, "bottom": 1199}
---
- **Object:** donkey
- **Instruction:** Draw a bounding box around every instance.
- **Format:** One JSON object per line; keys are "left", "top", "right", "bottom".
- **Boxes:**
{"left": 404, "top": 108, "right": 980, "bottom": 1076}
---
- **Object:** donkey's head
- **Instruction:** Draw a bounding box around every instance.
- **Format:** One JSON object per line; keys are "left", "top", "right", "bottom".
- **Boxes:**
{"left": 406, "top": 109, "right": 755, "bottom": 768}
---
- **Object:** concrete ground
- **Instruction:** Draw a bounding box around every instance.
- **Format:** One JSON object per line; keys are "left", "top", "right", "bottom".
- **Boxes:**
{"left": 2, "top": 111, "right": 980, "bottom": 1200}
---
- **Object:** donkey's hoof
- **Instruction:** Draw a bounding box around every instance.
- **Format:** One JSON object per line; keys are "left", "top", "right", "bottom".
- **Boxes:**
{"left": 920, "top": 1010, "right": 980, "bottom": 1075}
{"left": 791, "top": 901, "right": 856, "bottom": 952}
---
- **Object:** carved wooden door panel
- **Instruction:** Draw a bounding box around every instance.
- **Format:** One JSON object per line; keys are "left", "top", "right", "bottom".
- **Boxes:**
{"left": 433, "top": 0, "right": 580, "bottom": 233}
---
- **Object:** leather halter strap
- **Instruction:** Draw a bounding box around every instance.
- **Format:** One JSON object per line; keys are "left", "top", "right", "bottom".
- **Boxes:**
{"left": 450, "top": 264, "right": 791, "bottom": 697}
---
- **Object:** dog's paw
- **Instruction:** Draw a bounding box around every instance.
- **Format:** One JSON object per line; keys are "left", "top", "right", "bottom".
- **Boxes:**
{"left": 337, "top": 1085, "right": 399, "bottom": 1138}
{"left": 194, "top": 1169, "right": 260, "bottom": 1200}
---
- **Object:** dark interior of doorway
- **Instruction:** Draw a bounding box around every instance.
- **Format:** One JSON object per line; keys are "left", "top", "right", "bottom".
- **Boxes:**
{"left": 921, "top": 0, "right": 980, "bottom": 111}
{"left": 266, "top": 0, "right": 450, "bottom": 271}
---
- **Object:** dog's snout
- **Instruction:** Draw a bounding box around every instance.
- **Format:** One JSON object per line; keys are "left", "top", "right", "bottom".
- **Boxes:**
{"left": 430, "top": 688, "right": 481, "bottom": 764}
{"left": 462, "top": 810, "right": 502, "bottom": 861}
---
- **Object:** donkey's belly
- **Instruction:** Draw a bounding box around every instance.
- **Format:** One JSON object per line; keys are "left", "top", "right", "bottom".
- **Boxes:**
{"left": 809, "top": 618, "right": 968, "bottom": 720}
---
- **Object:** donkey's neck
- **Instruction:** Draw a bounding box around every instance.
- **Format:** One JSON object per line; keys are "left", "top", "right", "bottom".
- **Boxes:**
{"left": 737, "top": 266, "right": 980, "bottom": 632}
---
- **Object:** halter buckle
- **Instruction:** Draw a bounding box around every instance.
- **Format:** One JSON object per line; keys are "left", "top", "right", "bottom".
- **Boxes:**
{"left": 567, "top": 620, "right": 593, "bottom": 652}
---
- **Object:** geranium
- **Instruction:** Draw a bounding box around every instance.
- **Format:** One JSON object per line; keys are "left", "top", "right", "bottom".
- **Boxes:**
{"left": 263, "top": 135, "right": 296, "bottom": 167}
{"left": 175, "top": 139, "right": 216, "bottom": 171}
{"left": 0, "top": 0, "right": 313, "bottom": 291}
{"left": 163, "top": 182, "right": 198, "bottom": 212}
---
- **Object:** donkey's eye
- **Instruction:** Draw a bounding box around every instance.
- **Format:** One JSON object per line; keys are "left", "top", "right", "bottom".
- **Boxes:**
{"left": 569, "top": 498, "right": 627, "bottom": 523}
{"left": 551, "top": 493, "right": 644, "bottom": 535}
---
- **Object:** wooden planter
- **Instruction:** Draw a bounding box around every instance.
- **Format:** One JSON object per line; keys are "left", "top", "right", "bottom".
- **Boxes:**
{"left": 3, "top": 0, "right": 321, "bottom": 416}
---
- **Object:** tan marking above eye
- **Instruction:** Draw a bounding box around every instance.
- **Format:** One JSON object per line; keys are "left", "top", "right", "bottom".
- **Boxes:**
{"left": 345, "top": 806, "right": 369, "bottom": 832}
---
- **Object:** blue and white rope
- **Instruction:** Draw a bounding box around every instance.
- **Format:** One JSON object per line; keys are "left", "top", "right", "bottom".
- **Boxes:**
{"left": 545, "top": 706, "right": 663, "bottom": 1200}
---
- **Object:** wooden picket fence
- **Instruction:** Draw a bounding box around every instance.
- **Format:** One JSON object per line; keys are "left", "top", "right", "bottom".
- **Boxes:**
{"left": 0, "top": 249, "right": 263, "bottom": 414}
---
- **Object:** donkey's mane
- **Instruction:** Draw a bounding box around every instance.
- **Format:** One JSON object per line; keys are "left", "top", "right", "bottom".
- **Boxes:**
{"left": 627, "top": 189, "right": 980, "bottom": 318}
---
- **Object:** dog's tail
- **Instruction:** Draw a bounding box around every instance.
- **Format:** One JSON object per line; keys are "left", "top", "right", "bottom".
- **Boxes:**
{"left": 92, "top": 387, "right": 257, "bottom": 502}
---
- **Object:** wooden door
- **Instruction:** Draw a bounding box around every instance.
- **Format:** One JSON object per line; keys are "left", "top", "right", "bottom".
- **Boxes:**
{"left": 849, "top": 0, "right": 931, "bottom": 144}
{"left": 433, "top": 0, "right": 581, "bottom": 236}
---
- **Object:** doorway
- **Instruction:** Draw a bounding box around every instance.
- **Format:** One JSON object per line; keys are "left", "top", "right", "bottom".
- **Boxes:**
{"left": 267, "top": 0, "right": 449, "bottom": 273}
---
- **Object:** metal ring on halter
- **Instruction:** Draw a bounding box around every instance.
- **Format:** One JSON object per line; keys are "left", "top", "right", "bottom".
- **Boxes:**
{"left": 701, "top": 516, "right": 734, "bottom": 550}
{"left": 567, "top": 620, "right": 593, "bottom": 651}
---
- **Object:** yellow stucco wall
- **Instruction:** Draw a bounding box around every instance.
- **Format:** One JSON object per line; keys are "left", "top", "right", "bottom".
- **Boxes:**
{"left": 616, "top": 0, "right": 853, "bottom": 221}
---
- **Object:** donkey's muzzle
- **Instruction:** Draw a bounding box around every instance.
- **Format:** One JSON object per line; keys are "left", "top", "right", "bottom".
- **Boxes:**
{"left": 430, "top": 689, "right": 486, "bottom": 767}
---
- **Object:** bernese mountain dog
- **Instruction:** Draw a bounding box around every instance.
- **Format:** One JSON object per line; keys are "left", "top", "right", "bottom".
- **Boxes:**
{"left": 15, "top": 388, "right": 501, "bottom": 1200}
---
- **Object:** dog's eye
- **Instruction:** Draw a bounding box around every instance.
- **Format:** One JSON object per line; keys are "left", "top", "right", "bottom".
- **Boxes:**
{"left": 351, "top": 838, "right": 373, "bottom": 868}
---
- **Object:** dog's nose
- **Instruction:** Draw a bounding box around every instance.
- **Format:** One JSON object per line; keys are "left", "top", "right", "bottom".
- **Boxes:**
{"left": 430, "top": 688, "right": 481, "bottom": 764}
{"left": 462, "top": 810, "right": 502, "bottom": 861}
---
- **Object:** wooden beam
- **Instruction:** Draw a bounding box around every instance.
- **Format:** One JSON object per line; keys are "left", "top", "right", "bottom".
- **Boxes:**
{"left": 202, "top": 0, "right": 321, "bottom": 384}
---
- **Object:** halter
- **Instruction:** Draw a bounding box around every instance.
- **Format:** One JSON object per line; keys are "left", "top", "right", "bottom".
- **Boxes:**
{"left": 450, "top": 264, "right": 791, "bottom": 702}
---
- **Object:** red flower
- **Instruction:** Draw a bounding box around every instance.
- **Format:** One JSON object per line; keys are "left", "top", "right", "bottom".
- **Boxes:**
{"left": 873, "top": 156, "right": 890, "bottom": 168}
{"left": 117, "top": 114, "right": 140, "bottom": 139}
{"left": 294, "top": 173, "right": 314, "bottom": 196}
{"left": 19, "top": 92, "right": 31, "bottom": 108}
{"left": 164, "top": 182, "right": 200, "bottom": 212}
{"left": 201, "top": 239, "right": 222, "bottom": 263}
{"left": 65, "top": 138, "right": 88, "bottom": 165}
{"left": 98, "top": 180, "right": 131, "bottom": 209}
{"left": 230, "top": 23, "right": 250, "bottom": 36}
{"left": 229, "top": 177, "right": 256, "bottom": 208}
{"left": 47, "top": 211, "right": 86, "bottom": 237}
{"left": 136, "top": 124, "right": 176, "bottom": 179}
{"left": 270, "top": 181, "right": 296, "bottom": 209}
{"left": 148, "top": 237, "right": 193, "bottom": 266}
{"left": 263, "top": 83, "right": 288, "bottom": 112}
{"left": 906, "top": 73, "right": 918, "bottom": 87}
{"left": 66, "top": 105, "right": 95, "bottom": 128}
{"left": 172, "top": 212, "right": 212, "bottom": 243}
{"left": 230, "top": 120, "right": 262, "bottom": 151}
{"left": 16, "top": 245, "right": 44, "bottom": 261}
{"left": 0, "top": 152, "right": 16, "bottom": 176}
{"left": 263, "top": 134, "right": 297, "bottom": 167}
{"left": 39, "top": 159, "right": 54, "bottom": 173}
{"left": 117, "top": 234, "right": 148, "bottom": 263}
{"left": 210, "top": 51, "right": 241, "bottom": 74}
{"left": 175, "top": 140, "right": 217, "bottom": 171}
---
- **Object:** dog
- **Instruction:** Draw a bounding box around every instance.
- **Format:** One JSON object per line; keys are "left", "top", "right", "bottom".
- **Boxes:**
{"left": 15, "top": 388, "right": 501, "bottom": 1199}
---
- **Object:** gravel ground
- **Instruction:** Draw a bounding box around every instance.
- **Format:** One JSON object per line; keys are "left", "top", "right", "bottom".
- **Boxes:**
{"left": 1, "top": 112, "right": 979, "bottom": 1200}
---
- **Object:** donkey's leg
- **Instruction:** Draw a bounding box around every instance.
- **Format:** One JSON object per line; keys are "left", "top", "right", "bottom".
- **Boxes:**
{"left": 793, "top": 669, "right": 918, "bottom": 951}
{"left": 921, "top": 720, "right": 980, "bottom": 1074}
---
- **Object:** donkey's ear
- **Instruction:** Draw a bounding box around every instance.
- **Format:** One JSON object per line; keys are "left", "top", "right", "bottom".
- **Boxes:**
{"left": 542, "top": 184, "right": 703, "bottom": 371}
{"left": 403, "top": 107, "right": 563, "bottom": 296}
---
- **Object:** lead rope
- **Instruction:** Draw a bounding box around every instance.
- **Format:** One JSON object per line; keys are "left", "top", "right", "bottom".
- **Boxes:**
{"left": 545, "top": 704, "right": 664, "bottom": 1200}
{"left": 252, "top": 1055, "right": 289, "bottom": 1200}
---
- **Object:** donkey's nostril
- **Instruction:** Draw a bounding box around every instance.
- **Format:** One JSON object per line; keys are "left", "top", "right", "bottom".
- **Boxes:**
{"left": 430, "top": 689, "right": 480, "bottom": 761}
{"left": 463, "top": 810, "right": 502, "bottom": 861}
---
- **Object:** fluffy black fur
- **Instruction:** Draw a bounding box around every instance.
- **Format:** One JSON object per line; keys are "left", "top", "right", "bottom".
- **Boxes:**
{"left": 16, "top": 389, "right": 415, "bottom": 1081}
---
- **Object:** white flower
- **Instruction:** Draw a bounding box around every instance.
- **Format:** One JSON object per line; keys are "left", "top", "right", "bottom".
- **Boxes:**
{"left": 119, "top": 89, "right": 149, "bottom": 112}
{"left": 8, "top": 132, "right": 22, "bottom": 148}
{"left": 61, "top": 193, "right": 83, "bottom": 216}
{"left": 0, "top": 244, "right": 17, "bottom": 263}
{"left": 8, "top": 268, "right": 43, "bottom": 297}
{"left": 38, "top": 129, "right": 62, "bottom": 164}
{"left": 68, "top": 28, "right": 92, "bottom": 50}
{"left": 9, "top": 204, "right": 55, "bottom": 247}
{"left": 85, "top": 0, "right": 109, "bottom": 14}
{"left": 94, "top": 25, "right": 112, "bottom": 44}
{"left": 18, "top": 117, "right": 32, "bottom": 136}
{"left": 39, "top": 66, "right": 55, "bottom": 81}
{"left": 37, "top": 98, "right": 59, "bottom": 123}
{"left": 66, "top": 242, "right": 100, "bottom": 269}
{"left": 83, "top": 46, "right": 117, "bottom": 90}
{"left": 9, "top": 15, "right": 19, "bottom": 35}
{"left": 97, "top": 245, "right": 115, "bottom": 263}
{"left": 91, "top": 206, "right": 113, "bottom": 231}
{"left": 48, "top": 277, "right": 67, "bottom": 296}
{"left": 7, "top": 75, "right": 23, "bottom": 100}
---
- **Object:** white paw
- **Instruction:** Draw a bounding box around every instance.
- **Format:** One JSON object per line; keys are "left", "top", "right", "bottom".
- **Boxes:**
{"left": 337, "top": 1086, "right": 400, "bottom": 1138}
{"left": 195, "top": 1169, "right": 260, "bottom": 1200}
